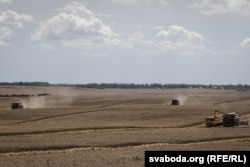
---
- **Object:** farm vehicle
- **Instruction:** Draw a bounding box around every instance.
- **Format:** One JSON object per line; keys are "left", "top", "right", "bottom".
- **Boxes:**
{"left": 206, "top": 110, "right": 248, "bottom": 127}
{"left": 171, "top": 99, "right": 180, "bottom": 105}
{"left": 11, "top": 102, "right": 24, "bottom": 109}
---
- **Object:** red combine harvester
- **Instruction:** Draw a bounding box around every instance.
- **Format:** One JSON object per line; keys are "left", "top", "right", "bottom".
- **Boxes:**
{"left": 205, "top": 110, "right": 244, "bottom": 127}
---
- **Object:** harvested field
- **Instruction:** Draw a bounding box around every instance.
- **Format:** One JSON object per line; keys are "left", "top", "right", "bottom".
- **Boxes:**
{"left": 0, "top": 86, "right": 250, "bottom": 167}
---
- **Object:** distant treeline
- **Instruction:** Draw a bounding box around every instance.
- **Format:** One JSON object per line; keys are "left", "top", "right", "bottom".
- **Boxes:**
{"left": 0, "top": 82, "right": 50, "bottom": 86}
{"left": 1, "top": 82, "right": 250, "bottom": 90}
{"left": 56, "top": 83, "right": 250, "bottom": 90}
{"left": 0, "top": 94, "right": 33, "bottom": 97}
{"left": 0, "top": 93, "right": 51, "bottom": 97}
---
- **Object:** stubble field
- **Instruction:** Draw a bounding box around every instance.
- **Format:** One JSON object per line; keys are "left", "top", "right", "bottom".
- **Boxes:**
{"left": 0, "top": 86, "right": 250, "bottom": 167}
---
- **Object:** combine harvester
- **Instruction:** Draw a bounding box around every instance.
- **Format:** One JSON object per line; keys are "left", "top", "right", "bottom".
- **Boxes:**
{"left": 205, "top": 110, "right": 248, "bottom": 127}
{"left": 11, "top": 102, "right": 24, "bottom": 109}
{"left": 171, "top": 99, "right": 180, "bottom": 105}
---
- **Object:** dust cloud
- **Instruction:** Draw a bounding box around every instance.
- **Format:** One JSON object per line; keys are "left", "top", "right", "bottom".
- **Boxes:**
{"left": 19, "top": 88, "right": 80, "bottom": 109}
{"left": 21, "top": 96, "right": 46, "bottom": 109}
{"left": 176, "top": 95, "right": 187, "bottom": 105}
{"left": 53, "top": 87, "right": 79, "bottom": 105}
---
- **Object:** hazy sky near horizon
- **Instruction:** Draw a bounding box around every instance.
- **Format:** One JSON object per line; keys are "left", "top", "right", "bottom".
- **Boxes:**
{"left": 0, "top": 0, "right": 250, "bottom": 84}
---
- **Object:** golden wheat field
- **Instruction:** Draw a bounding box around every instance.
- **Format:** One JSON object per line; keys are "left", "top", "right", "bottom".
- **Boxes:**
{"left": 0, "top": 86, "right": 250, "bottom": 167}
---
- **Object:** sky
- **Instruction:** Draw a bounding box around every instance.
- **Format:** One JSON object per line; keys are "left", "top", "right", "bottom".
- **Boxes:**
{"left": 0, "top": 0, "right": 250, "bottom": 85}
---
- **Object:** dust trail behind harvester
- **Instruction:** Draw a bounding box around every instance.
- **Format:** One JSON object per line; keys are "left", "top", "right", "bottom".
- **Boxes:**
{"left": 176, "top": 95, "right": 187, "bottom": 105}
{"left": 21, "top": 96, "right": 46, "bottom": 109}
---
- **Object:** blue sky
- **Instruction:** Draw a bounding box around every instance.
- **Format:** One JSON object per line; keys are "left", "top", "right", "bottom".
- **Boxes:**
{"left": 0, "top": 0, "right": 250, "bottom": 84}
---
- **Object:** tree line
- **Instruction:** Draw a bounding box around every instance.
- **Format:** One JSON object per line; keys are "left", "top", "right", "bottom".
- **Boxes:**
{"left": 0, "top": 82, "right": 50, "bottom": 86}
{"left": 1, "top": 82, "right": 250, "bottom": 90}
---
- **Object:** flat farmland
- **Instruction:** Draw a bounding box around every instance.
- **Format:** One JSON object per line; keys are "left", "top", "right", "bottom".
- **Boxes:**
{"left": 0, "top": 86, "right": 250, "bottom": 167}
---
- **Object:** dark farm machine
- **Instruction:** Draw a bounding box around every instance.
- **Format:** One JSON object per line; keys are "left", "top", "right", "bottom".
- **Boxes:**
{"left": 11, "top": 102, "right": 24, "bottom": 109}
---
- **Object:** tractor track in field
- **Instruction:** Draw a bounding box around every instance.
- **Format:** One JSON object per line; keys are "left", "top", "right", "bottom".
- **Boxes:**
{"left": 4, "top": 107, "right": 136, "bottom": 126}
{"left": 0, "top": 136, "right": 249, "bottom": 155}
{"left": 4, "top": 108, "right": 107, "bottom": 125}
{"left": 4, "top": 104, "right": 164, "bottom": 126}
{"left": 0, "top": 122, "right": 206, "bottom": 137}
{"left": 215, "top": 97, "right": 250, "bottom": 105}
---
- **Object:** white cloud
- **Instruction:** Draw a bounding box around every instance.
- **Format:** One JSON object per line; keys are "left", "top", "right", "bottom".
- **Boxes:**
{"left": 240, "top": 38, "right": 250, "bottom": 47}
{"left": 160, "top": 0, "right": 168, "bottom": 6}
{"left": 0, "top": 10, "right": 33, "bottom": 46}
{"left": 112, "top": 0, "right": 151, "bottom": 4}
{"left": 128, "top": 31, "right": 153, "bottom": 46}
{"left": 153, "top": 26, "right": 164, "bottom": 30}
{"left": 0, "top": 0, "right": 12, "bottom": 4}
{"left": 32, "top": 2, "right": 153, "bottom": 49}
{"left": 111, "top": 0, "right": 168, "bottom": 5}
{"left": 32, "top": 2, "right": 128, "bottom": 48}
{"left": 156, "top": 25, "right": 205, "bottom": 51}
{"left": 0, "top": 27, "right": 12, "bottom": 46}
{"left": 0, "top": 10, "right": 34, "bottom": 28}
{"left": 181, "top": 51, "right": 196, "bottom": 56}
{"left": 193, "top": 0, "right": 250, "bottom": 15}
{"left": 40, "top": 42, "right": 53, "bottom": 50}
{"left": 0, "top": 27, "right": 12, "bottom": 39}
